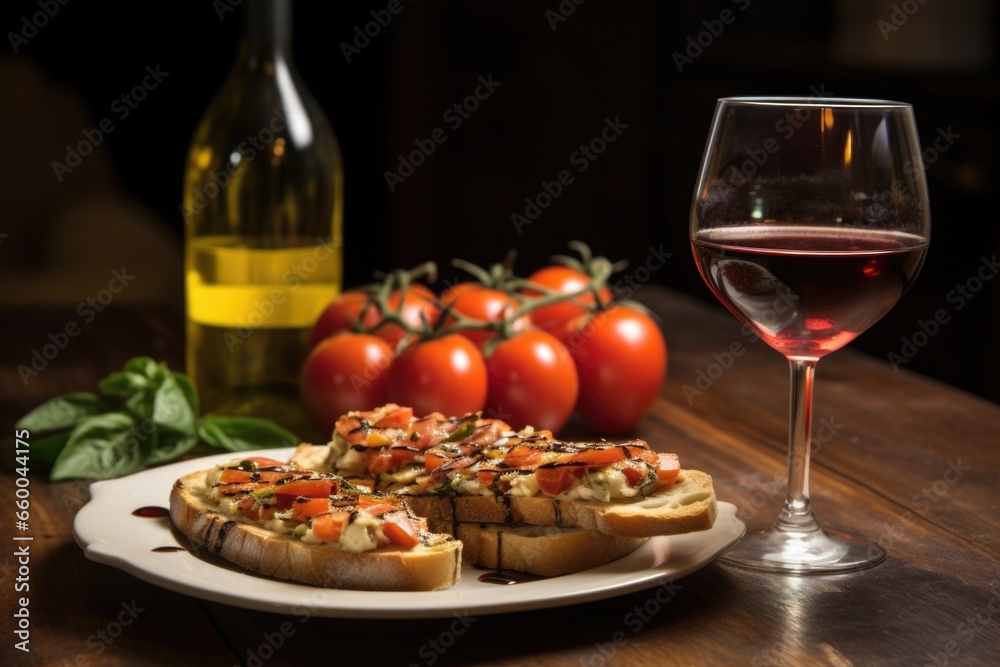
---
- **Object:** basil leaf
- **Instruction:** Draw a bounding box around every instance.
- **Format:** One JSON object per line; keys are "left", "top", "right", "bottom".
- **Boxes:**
{"left": 152, "top": 372, "right": 196, "bottom": 436}
{"left": 147, "top": 430, "right": 198, "bottom": 465}
{"left": 51, "top": 413, "right": 150, "bottom": 481}
{"left": 99, "top": 370, "right": 151, "bottom": 399}
{"left": 198, "top": 417, "right": 299, "bottom": 452}
{"left": 30, "top": 431, "right": 73, "bottom": 464}
{"left": 15, "top": 392, "right": 107, "bottom": 433}
{"left": 172, "top": 372, "right": 199, "bottom": 416}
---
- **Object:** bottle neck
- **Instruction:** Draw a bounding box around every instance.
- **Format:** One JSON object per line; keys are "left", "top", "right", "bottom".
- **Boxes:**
{"left": 240, "top": 0, "right": 293, "bottom": 69}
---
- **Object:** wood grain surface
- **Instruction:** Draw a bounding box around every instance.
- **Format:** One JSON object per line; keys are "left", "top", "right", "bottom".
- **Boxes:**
{"left": 2, "top": 288, "right": 998, "bottom": 667}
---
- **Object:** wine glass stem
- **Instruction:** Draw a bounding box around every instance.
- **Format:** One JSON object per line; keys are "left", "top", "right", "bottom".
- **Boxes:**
{"left": 776, "top": 358, "right": 822, "bottom": 534}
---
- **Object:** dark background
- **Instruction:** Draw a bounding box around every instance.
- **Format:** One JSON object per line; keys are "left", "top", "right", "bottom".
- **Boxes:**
{"left": 1, "top": 0, "right": 997, "bottom": 403}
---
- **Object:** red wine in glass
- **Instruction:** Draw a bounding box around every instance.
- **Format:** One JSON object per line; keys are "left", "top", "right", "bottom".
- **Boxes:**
{"left": 692, "top": 226, "right": 928, "bottom": 359}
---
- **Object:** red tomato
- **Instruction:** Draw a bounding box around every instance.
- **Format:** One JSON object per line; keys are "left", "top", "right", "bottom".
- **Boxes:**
{"left": 485, "top": 329, "right": 578, "bottom": 433}
{"left": 309, "top": 291, "right": 380, "bottom": 349}
{"left": 523, "top": 266, "right": 612, "bottom": 339}
{"left": 274, "top": 478, "right": 337, "bottom": 498}
{"left": 564, "top": 306, "right": 667, "bottom": 434}
{"left": 656, "top": 452, "right": 680, "bottom": 485}
{"left": 311, "top": 512, "right": 350, "bottom": 542}
{"left": 440, "top": 283, "right": 529, "bottom": 345}
{"left": 373, "top": 284, "right": 441, "bottom": 349}
{"left": 381, "top": 515, "right": 422, "bottom": 548}
{"left": 291, "top": 498, "right": 333, "bottom": 521}
{"left": 309, "top": 285, "right": 439, "bottom": 350}
{"left": 535, "top": 465, "right": 587, "bottom": 496}
{"left": 300, "top": 333, "right": 395, "bottom": 435}
{"left": 386, "top": 334, "right": 488, "bottom": 418}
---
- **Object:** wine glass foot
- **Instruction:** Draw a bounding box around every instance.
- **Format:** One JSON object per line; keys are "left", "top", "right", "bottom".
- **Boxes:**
{"left": 719, "top": 526, "right": 885, "bottom": 574}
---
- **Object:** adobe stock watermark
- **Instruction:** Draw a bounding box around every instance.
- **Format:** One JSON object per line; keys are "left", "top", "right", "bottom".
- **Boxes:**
{"left": 672, "top": 0, "right": 751, "bottom": 73}
{"left": 50, "top": 64, "right": 169, "bottom": 182}
{"left": 84, "top": 600, "right": 145, "bottom": 658}
{"left": 734, "top": 416, "right": 844, "bottom": 523}
{"left": 179, "top": 107, "right": 288, "bottom": 224}
{"left": 408, "top": 610, "right": 477, "bottom": 666}
{"left": 681, "top": 281, "right": 799, "bottom": 405}
{"left": 17, "top": 268, "right": 136, "bottom": 385}
{"left": 339, "top": 0, "right": 414, "bottom": 62}
{"left": 887, "top": 254, "right": 997, "bottom": 372}
{"left": 384, "top": 74, "right": 502, "bottom": 192}
{"left": 579, "top": 579, "right": 683, "bottom": 666}
{"left": 878, "top": 0, "right": 931, "bottom": 41}
{"left": 723, "top": 83, "right": 833, "bottom": 189}
{"left": 544, "top": 0, "right": 586, "bottom": 31}
{"left": 612, "top": 246, "right": 673, "bottom": 301}
{"left": 866, "top": 458, "right": 971, "bottom": 564}
{"left": 7, "top": 0, "right": 71, "bottom": 54}
{"left": 924, "top": 585, "right": 999, "bottom": 667}
{"left": 511, "top": 115, "right": 629, "bottom": 234}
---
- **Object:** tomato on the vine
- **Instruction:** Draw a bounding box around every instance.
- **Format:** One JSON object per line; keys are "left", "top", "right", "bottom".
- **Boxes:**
{"left": 485, "top": 329, "right": 578, "bottom": 433}
{"left": 386, "top": 334, "right": 487, "bottom": 417}
{"left": 564, "top": 305, "right": 667, "bottom": 434}
{"left": 308, "top": 290, "right": 381, "bottom": 349}
{"left": 372, "top": 284, "right": 441, "bottom": 349}
{"left": 300, "top": 332, "right": 395, "bottom": 434}
{"left": 440, "top": 283, "right": 529, "bottom": 345}
{"left": 309, "top": 285, "right": 440, "bottom": 350}
{"left": 523, "top": 266, "right": 612, "bottom": 340}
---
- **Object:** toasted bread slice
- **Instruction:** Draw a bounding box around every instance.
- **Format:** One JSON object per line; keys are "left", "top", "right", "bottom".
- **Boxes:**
{"left": 405, "top": 470, "right": 717, "bottom": 538}
{"left": 427, "top": 520, "right": 647, "bottom": 576}
{"left": 169, "top": 469, "right": 462, "bottom": 592}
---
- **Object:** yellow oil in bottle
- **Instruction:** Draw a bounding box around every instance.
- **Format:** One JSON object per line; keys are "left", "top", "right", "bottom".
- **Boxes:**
{"left": 185, "top": 236, "right": 340, "bottom": 424}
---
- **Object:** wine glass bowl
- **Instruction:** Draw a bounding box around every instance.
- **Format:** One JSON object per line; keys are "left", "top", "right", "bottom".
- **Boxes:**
{"left": 690, "top": 97, "right": 930, "bottom": 573}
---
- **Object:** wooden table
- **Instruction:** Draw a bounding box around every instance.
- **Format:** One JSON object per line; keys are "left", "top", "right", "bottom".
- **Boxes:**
{"left": 2, "top": 287, "right": 998, "bottom": 666}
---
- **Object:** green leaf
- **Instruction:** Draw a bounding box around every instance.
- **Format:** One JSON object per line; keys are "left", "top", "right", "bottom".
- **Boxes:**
{"left": 172, "top": 372, "right": 199, "bottom": 416}
{"left": 151, "top": 372, "right": 197, "bottom": 435}
{"left": 99, "top": 370, "right": 151, "bottom": 398}
{"left": 147, "top": 430, "right": 198, "bottom": 465}
{"left": 30, "top": 431, "right": 73, "bottom": 464}
{"left": 15, "top": 392, "right": 107, "bottom": 433}
{"left": 51, "top": 413, "right": 149, "bottom": 481}
{"left": 198, "top": 417, "right": 299, "bottom": 452}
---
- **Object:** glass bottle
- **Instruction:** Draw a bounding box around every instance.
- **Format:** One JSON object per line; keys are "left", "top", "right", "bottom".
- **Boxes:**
{"left": 182, "top": 0, "right": 343, "bottom": 428}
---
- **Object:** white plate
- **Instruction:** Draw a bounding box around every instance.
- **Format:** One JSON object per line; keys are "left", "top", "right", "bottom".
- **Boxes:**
{"left": 74, "top": 448, "right": 745, "bottom": 618}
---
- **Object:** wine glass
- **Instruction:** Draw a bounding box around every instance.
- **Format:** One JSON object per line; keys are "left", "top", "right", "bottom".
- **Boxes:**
{"left": 689, "top": 97, "right": 930, "bottom": 573}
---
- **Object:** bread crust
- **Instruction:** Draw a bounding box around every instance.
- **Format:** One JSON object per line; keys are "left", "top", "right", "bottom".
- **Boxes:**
{"left": 169, "top": 470, "right": 462, "bottom": 592}
{"left": 404, "top": 470, "right": 717, "bottom": 538}
{"left": 428, "top": 520, "right": 647, "bottom": 576}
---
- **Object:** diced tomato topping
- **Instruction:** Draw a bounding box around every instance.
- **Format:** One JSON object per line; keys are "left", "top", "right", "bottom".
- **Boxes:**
{"left": 466, "top": 420, "right": 509, "bottom": 447}
{"left": 218, "top": 468, "right": 294, "bottom": 485}
{"left": 477, "top": 470, "right": 500, "bottom": 487}
{"left": 291, "top": 497, "right": 332, "bottom": 521}
{"left": 501, "top": 444, "right": 543, "bottom": 469}
{"left": 621, "top": 462, "right": 646, "bottom": 487}
{"left": 359, "top": 502, "right": 399, "bottom": 517}
{"left": 655, "top": 453, "right": 680, "bottom": 485}
{"left": 274, "top": 478, "right": 337, "bottom": 498}
{"left": 241, "top": 457, "right": 288, "bottom": 468}
{"left": 425, "top": 451, "right": 447, "bottom": 472}
{"left": 374, "top": 406, "right": 413, "bottom": 428}
{"left": 311, "top": 511, "right": 351, "bottom": 543}
{"left": 381, "top": 515, "right": 422, "bottom": 548}
{"left": 366, "top": 447, "right": 417, "bottom": 475}
{"left": 215, "top": 482, "right": 269, "bottom": 495}
{"left": 407, "top": 414, "right": 449, "bottom": 449}
{"left": 535, "top": 465, "right": 587, "bottom": 496}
